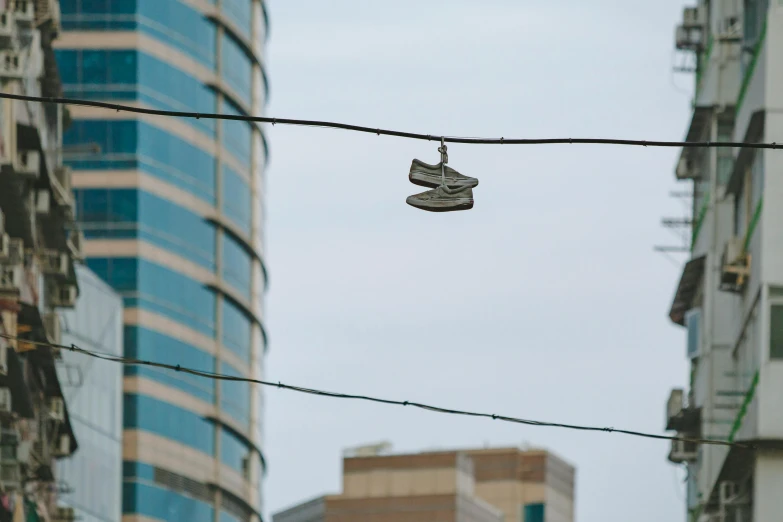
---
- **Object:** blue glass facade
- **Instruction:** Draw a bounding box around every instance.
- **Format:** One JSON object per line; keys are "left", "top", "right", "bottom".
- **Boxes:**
{"left": 56, "top": 266, "right": 124, "bottom": 522}
{"left": 58, "top": 1, "right": 268, "bottom": 520}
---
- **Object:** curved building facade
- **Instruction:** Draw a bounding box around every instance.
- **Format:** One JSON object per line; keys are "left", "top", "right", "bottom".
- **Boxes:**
{"left": 54, "top": 1, "right": 269, "bottom": 521}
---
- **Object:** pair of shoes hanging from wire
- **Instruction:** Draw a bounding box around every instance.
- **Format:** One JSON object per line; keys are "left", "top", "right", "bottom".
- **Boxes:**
{"left": 406, "top": 139, "right": 478, "bottom": 212}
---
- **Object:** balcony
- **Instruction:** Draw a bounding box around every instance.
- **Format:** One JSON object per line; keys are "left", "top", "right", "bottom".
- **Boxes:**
{"left": 666, "top": 388, "right": 702, "bottom": 433}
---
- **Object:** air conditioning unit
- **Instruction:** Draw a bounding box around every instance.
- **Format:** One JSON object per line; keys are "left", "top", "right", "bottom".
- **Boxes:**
{"left": 0, "top": 50, "right": 23, "bottom": 79}
{"left": 14, "top": 149, "right": 40, "bottom": 177}
{"left": 0, "top": 388, "right": 11, "bottom": 415}
{"left": 48, "top": 397, "right": 64, "bottom": 422}
{"left": 241, "top": 455, "right": 251, "bottom": 478}
{"left": 669, "top": 438, "right": 698, "bottom": 463}
{"left": 0, "top": 11, "right": 17, "bottom": 47}
{"left": 53, "top": 507, "right": 76, "bottom": 522}
{"left": 0, "top": 466, "right": 21, "bottom": 492}
{"left": 43, "top": 313, "right": 61, "bottom": 347}
{"left": 0, "top": 266, "right": 22, "bottom": 293}
{"left": 0, "top": 427, "right": 18, "bottom": 449}
{"left": 0, "top": 437, "right": 17, "bottom": 469}
{"left": 675, "top": 156, "right": 700, "bottom": 180}
{"left": 35, "top": 189, "right": 50, "bottom": 214}
{"left": 720, "top": 237, "right": 750, "bottom": 292}
{"left": 5, "top": 238, "right": 23, "bottom": 266}
{"left": 52, "top": 434, "right": 70, "bottom": 458}
{"left": 43, "top": 312, "right": 61, "bottom": 345}
{"left": 41, "top": 250, "right": 68, "bottom": 278}
{"left": 48, "top": 283, "right": 77, "bottom": 308}
{"left": 683, "top": 6, "right": 706, "bottom": 28}
{"left": 676, "top": 25, "right": 707, "bottom": 51}
{"left": 12, "top": 1, "right": 34, "bottom": 28}
{"left": 0, "top": 462, "right": 21, "bottom": 490}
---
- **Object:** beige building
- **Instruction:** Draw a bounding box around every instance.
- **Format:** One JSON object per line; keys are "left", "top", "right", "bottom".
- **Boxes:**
{"left": 273, "top": 446, "right": 575, "bottom": 522}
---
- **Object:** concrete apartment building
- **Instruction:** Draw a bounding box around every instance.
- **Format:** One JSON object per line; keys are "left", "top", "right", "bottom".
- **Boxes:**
{"left": 273, "top": 445, "right": 575, "bottom": 522}
{"left": 53, "top": 1, "right": 270, "bottom": 521}
{"left": 665, "top": 1, "right": 783, "bottom": 521}
{"left": 0, "top": 0, "right": 90, "bottom": 520}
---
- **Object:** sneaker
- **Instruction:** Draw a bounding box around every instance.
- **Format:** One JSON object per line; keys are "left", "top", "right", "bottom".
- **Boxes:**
{"left": 406, "top": 185, "right": 474, "bottom": 213}
{"left": 409, "top": 159, "right": 479, "bottom": 189}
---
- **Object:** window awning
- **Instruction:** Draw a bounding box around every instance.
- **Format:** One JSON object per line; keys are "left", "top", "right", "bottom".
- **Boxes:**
{"left": 675, "top": 106, "right": 714, "bottom": 180}
{"left": 726, "top": 110, "right": 765, "bottom": 197}
{"left": 669, "top": 255, "right": 706, "bottom": 326}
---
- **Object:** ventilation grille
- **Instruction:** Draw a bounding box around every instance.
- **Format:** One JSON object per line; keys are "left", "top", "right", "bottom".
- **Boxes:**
{"left": 151, "top": 466, "right": 254, "bottom": 520}
{"left": 222, "top": 490, "right": 253, "bottom": 522}
{"left": 153, "top": 467, "right": 211, "bottom": 504}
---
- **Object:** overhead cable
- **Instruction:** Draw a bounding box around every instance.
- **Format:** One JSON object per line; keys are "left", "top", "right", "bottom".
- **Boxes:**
{"left": 0, "top": 332, "right": 755, "bottom": 450}
{"left": 0, "top": 92, "right": 779, "bottom": 149}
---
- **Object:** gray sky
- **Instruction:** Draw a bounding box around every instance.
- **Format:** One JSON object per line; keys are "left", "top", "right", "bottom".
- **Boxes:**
{"left": 263, "top": 1, "right": 694, "bottom": 521}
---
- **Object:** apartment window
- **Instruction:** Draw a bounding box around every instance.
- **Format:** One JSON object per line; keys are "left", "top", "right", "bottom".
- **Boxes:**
{"left": 124, "top": 327, "right": 216, "bottom": 402}
{"left": 221, "top": 33, "right": 253, "bottom": 103}
{"left": 523, "top": 503, "right": 544, "bottom": 522}
{"left": 717, "top": 120, "right": 734, "bottom": 185}
{"left": 742, "top": 0, "right": 770, "bottom": 72}
{"left": 743, "top": 0, "right": 769, "bottom": 45}
{"left": 222, "top": 300, "right": 252, "bottom": 363}
{"left": 734, "top": 182, "right": 745, "bottom": 236}
{"left": 751, "top": 151, "right": 764, "bottom": 209}
{"left": 222, "top": 165, "right": 252, "bottom": 236}
{"left": 770, "top": 305, "right": 783, "bottom": 359}
{"left": 686, "top": 309, "right": 701, "bottom": 360}
{"left": 220, "top": 361, "right": 251, "bottom": 427}
{"left": 221, "top": 99, "right": 252, "bottom": 167}
{"left": 222, "top": 0, "right": 252, "bottom": 39}
{"left": 122, "top": 482, "right": 214, "bottom": 521}
{"left": 222, "top": 235, "right": 253, "bottom": 300}
{"left": 734, "top": 165, "right": 753, "bottom": 237}
{"left": 123, "top": 394, "right": 216, "bottom": 455}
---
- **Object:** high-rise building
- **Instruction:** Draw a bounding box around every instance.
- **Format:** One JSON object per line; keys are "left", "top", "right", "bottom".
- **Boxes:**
{"left": 665, "top": 1, "right": 783, "bottom": 521}
{"left": 0, "top": 1, "right": 85, "bottom": 520}
{"left": 53, "top": 1, "right": 270, "bottom": 521}
{"left": 273, "top": 445, "right": 575, "bottom": 522}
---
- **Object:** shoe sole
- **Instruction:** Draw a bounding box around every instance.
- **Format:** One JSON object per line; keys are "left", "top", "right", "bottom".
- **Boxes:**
{"left": 406, "top": 198, "right": 474, "bottom": 213}
{"left": 409, "top": 170, "right": 479, "bottom": 189}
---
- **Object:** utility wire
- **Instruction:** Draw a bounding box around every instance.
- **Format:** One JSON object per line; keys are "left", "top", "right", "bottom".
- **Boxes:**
{"left": 1, "top": 92, "right": 780, "bottom": 149}
{"left": 0, "top": 332, "right": 755, "bottom": 450}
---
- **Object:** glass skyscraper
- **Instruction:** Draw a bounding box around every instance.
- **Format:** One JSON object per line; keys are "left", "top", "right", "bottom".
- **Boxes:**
{"left": 54, "top": 2, "right": 269, "bottom": 521}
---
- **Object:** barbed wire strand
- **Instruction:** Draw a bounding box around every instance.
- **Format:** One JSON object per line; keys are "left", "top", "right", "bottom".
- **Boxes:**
{"left": 0, "top": 92, "right": 779, "bottom": 149}
{"left": 0, "top": 332, "right": 755, "bottom": 450}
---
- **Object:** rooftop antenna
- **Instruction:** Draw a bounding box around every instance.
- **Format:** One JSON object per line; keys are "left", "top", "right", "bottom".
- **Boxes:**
{"left": 342, "top": 441, "right": 392, "bottom": 458}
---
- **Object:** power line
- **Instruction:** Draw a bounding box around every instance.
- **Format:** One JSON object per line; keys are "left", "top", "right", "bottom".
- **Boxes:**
{"left": 0, "top": 332, "right": 755, "bottom": 450}
{"left": 1, "top": 92, "right": 780, "bottom": 149}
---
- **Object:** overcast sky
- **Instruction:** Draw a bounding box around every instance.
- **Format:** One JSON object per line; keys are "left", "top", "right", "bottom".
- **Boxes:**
{"left": 263, "top": 1, "right": 694, "bottom": 521}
